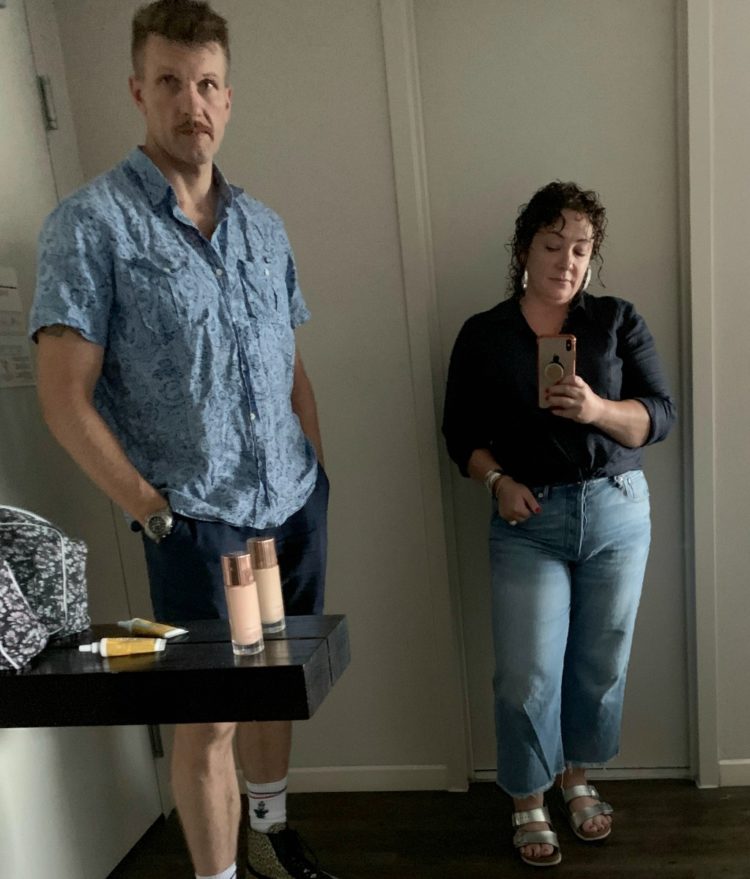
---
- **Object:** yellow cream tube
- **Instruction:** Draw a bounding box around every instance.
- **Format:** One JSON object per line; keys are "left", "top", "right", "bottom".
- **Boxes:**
{"left": 78, "top": 637, "right": 167, "bottom": 657}
{"left": 117, "top": 617, "right": 188, "bottom": 639}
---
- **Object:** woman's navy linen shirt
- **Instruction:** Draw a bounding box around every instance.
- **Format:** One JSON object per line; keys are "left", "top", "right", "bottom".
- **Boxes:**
{"left": 442, "top": 293, "right": 676, "bottom": 486}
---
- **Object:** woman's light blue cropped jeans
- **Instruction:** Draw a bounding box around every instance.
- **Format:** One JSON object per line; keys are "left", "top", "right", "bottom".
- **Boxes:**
{"left": 489, "top": 470, "right": 651, "bottom": 798}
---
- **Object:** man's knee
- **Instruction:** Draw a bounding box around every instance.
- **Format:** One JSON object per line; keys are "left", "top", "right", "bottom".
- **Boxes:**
{"left": 173, "top": 722, "right": 238, "bottom": 767}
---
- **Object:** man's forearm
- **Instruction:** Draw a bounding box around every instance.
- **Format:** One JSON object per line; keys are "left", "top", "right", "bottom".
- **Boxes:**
{"left": 41, "top": 395, "right": 165, "bottom": 523}
{"left": 36, "top": 328, "right": 166, "bottom": 522}
{"left": 291, "top": 353, "right": 324, "bottom": 466}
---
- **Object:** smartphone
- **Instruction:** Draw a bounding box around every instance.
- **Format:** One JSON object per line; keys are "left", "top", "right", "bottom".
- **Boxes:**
{"left": 537, "top": 334, "right": 576, "bottom": 408}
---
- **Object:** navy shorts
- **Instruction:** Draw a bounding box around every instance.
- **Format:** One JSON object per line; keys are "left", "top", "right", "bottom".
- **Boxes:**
{"left": 142, "top": 466, "right": 329, "bottom": 623}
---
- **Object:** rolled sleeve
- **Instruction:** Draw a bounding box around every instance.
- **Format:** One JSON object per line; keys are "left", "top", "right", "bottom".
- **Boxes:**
{"left": 30, "top": 203, "right": 113, "bottom": 346}
{"left": 618, "top": 302, "right": 677, "bottom": 445}
{"left": 442, "top": 318, "right": 491, "bottom": 476}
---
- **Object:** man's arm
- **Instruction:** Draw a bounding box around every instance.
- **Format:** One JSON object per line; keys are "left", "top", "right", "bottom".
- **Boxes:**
{"left": 36, "top": 326, "right": 167, "bottom": 523}
{"left": 291, "top": 349, "right": 324, "bottom": 467}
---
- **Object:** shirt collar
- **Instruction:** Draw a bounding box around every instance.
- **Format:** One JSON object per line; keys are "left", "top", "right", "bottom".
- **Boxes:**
{"left": 498, "top": 290, "right": 592, "bottom": 320}
{"left": 126, "top": 146, "right": 236, "bottom": 211}
{"left": 568, "top": 291, "right": 593, "bottom": 319}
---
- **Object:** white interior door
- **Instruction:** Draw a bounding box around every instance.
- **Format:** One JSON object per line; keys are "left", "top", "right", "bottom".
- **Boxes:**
{"left": 0, "top": 3, "right": 164, "bottom": 876}
{"left": 414, "top": 0, "right": 689, "bottom": 777}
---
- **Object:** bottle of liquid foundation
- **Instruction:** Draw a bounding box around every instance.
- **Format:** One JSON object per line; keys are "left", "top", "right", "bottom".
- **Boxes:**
{"left": 221, "top": 551, "right": 265, "bottom": 656}
{"left": 247, "top": 537, "right": 286, "bottom": 633}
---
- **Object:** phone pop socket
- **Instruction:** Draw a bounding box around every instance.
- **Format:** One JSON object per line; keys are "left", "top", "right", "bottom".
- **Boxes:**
{"left": 544, "top": 361, "right": 565, "bottom": 382}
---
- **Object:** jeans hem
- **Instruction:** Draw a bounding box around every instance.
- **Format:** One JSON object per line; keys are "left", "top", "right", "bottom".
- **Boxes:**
{"left": 495, "top": 769, "right": 564, "bottom": 800}
{"left": 563, "top": 750, "right": 619, "bottom": 770}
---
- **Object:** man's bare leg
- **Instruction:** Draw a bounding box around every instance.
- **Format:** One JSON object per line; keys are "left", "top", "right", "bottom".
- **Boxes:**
{"left": 236, "top": 720, "right": 292, "bottom": 782}
{"left": 172, "top": 722, "right": 240, "bottom": 876}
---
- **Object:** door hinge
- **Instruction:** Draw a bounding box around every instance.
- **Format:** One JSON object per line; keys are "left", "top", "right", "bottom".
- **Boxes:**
{"left": 37, "top": 74, "right": 59, "bottom": 131}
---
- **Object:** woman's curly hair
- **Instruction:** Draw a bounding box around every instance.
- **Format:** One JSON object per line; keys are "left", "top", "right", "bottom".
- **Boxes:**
{"left": 508, "top": 181, "right": 607, "bottom": 299}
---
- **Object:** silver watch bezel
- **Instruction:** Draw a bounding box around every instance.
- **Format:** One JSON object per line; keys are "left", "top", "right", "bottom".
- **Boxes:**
{"left": 144, "top": 507, "right": 174, "bottom": 543}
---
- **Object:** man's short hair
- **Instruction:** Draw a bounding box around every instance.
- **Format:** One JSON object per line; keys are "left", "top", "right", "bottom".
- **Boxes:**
{"left": 131, "top": 0, "right": 230, "bottom": 78}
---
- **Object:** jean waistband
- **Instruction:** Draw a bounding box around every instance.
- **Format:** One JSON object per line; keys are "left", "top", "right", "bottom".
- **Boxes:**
{"left": 529, "top": 471, "right": 640, "bottom": 501}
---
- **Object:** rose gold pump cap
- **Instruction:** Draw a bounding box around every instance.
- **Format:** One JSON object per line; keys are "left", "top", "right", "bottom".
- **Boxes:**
{"left": 247, "top": 537, "right": 278, "bottom": 569}
{"left": 221, "top": 551, "right": 255, "bottom": 586}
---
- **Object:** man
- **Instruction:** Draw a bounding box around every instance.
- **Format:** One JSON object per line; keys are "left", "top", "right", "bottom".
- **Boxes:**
{"left": 30, "top": 2, "right": 336, "bottom": 878}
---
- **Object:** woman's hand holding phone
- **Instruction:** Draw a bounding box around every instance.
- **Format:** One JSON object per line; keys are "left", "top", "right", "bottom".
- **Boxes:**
{"left": 546, "top": 374, "right": 604, "bottom": 424}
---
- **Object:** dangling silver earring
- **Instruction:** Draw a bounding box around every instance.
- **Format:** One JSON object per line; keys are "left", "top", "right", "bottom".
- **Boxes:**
{"left": 521, "top": 269, "right": 528, "bottom": 291}
{"left": 582, "top": 266, "right": 591, "bottom": 291}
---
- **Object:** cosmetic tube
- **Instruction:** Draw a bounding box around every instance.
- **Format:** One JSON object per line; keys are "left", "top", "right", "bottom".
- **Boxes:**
{"left": 78, "top": 637, "right": 166, "bottom": 657}
{"left": 221, "top": 551, "right": 264, "bottom": 656}
{"left": 247, "top": 537, "right": 286, "bottom": 633}
{"left": 116, "top": 618, "right": 188, "bottom": 639}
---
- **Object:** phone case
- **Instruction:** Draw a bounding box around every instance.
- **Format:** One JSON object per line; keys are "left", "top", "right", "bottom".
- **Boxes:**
{"left": 537, "top": 334, "right": 576, "bottom": 408}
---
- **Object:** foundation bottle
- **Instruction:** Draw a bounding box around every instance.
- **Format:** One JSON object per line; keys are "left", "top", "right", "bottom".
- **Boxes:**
{"left": 221, "top": 551, "right": 264, "bottom": 656}
{"left": 247, "top": 537, "right": 286, "bottom": 633}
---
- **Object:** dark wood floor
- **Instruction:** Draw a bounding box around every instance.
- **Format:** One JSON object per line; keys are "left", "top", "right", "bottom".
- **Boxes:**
{"left": 108, "top": 780, "right": 750, "bottom": 878}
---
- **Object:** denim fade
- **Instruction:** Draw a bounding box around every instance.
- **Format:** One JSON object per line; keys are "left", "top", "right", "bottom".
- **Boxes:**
{"left": 489, "top": 470, "right": 651, "bottom": 797}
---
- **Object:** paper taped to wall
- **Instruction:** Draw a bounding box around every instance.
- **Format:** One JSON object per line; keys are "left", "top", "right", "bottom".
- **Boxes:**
{"left": 0, "top": 267, "right": 34, "bottom": 388}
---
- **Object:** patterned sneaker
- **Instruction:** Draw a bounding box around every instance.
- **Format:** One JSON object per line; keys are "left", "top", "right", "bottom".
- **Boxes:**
{"left": 246, "top": 823, "right": 339, "bottom": 879}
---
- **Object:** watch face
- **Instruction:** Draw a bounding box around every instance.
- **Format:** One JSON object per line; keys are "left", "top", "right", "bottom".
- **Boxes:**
{"left": 148, "top": 515, "right": 168, "bottom": 536}
{"left": 147, "top": 510, "right": 173, "bottom": 539}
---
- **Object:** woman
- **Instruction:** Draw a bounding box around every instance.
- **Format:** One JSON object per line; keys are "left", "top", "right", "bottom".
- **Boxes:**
{"left": 442, "top": 181, "right": 675, "bottom": 867}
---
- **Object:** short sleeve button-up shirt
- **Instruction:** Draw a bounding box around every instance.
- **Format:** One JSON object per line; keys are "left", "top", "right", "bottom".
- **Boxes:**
{"left": 30, "top": 148, "right": 317, "bottom": 528}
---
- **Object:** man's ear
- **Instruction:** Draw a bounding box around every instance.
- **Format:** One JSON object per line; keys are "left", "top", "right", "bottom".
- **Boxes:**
{"left": 129, "top": 75, "right": 146, "bottom": 117}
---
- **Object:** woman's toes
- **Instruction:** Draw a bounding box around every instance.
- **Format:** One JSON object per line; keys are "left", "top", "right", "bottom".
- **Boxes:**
{"left": 583, "top": 813, "right": 611, "bottom": 834}
{"left": 522, "top": 843, "right": 552, "bottom": 859}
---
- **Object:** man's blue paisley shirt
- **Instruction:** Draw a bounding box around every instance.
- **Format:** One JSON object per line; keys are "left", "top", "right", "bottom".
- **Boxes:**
{"left": 30, "top": 148, "right": 317, "bottom": 527}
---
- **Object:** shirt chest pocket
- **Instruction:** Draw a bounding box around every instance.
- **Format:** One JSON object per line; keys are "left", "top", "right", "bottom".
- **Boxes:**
{"left": 236, "top": 255, "right": 295, "bottom": 377}
{"left": 117, "top": 254, "right": 189, "bottom": 342}
{"left": 236, "top": 252, "right": 291, "bottom": 318}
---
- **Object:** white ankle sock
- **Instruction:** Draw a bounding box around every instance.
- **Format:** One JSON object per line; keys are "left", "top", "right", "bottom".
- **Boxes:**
{"left": 196, "top": 864, "right": 236, "bottom": 879}
{"left": 246, "top": 776, "right": 288, "bottom": 832}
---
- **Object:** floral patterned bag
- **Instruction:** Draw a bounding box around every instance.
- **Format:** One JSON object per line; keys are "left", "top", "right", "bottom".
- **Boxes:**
{"left": 0, "top": 559, "right": 49, "bottom": 670}
{"left": 0, "top": 506, "right": 90, "bottom": 641}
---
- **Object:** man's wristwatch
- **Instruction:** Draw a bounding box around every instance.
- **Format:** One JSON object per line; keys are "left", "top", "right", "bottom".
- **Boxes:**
{"left": 143, "top": 506, "right": 174, "bottom": 543}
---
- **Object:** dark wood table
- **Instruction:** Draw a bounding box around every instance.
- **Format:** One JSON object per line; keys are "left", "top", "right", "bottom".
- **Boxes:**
{"left": 0, "top": 615, "right": 350, "bottom": 727}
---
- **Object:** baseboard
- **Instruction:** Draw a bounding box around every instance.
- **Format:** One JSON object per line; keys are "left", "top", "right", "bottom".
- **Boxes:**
{"left": 286, "top": 764, "right": 450, "bottom": 792}
{"left": 236, "top": 762, "right": 705, "bottom": 793}
{"left": 719, "top": 759, "right": 750, "bottom": 786}
{"left": 472, "top": 766, "right": 693, "bottom": 783}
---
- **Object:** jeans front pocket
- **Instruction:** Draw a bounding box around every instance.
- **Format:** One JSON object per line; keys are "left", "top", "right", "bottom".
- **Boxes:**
{"left": 611, "top": 470, "right": 650, "bottom": 502}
